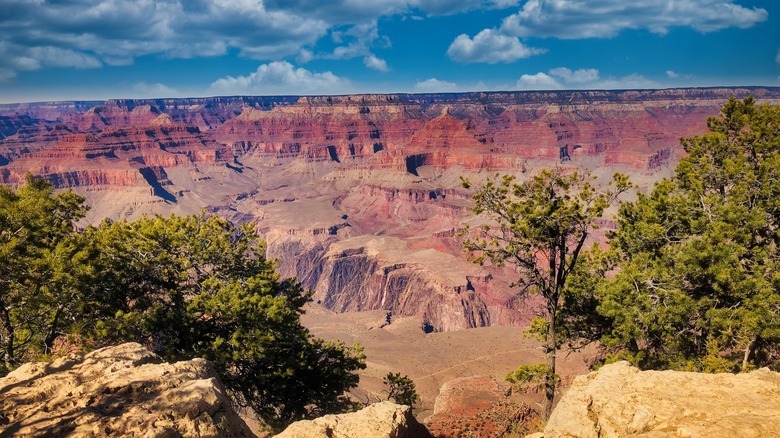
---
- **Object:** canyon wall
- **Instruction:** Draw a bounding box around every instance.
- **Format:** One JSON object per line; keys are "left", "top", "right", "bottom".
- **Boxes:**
{"left": 2, "top": 88, "right": 779, "bottom": 332}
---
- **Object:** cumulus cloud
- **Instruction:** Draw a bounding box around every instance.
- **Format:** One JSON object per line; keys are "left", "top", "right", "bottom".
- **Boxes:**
{"left": 1, "top": 0, "right": 505, "bottom": 79}
{"left": 414, "top": 0, "right": 522, "bottom": 15}
{"left": 500, "top": 0, "right": 768, "bottom": 39}
{"left": 666, "top": 70, "right": 681, "bottom": 78}
{"left": 0, "top": 0, "right": 331, "bottom": 79}
{"left": 514, "top": 67, "right": 657, "bottom": 90}
{"left": 549, "top": 67, "right": 599, "bottom": 83}
{"left": 414, "top": 78, "right": 459, "bottom": 92}
{"left": 316, "top": 21, "right": 394, "bottom": 70}
{"left": 263, "top": 0, "right": 520, "bottom": 21}
{"left": 209, "top": 61, "right": 351, "bottom": 95}
{"left": 515, "top": 72, "right": 561, "bottom": 90}
{"left": 447, "top": 29, "right": 544, "bottom": 63}
{"left": 364, "top": 55, "right": 389, "bottom": 72}
{"left": 0, "top": 41, "right": 104, "bottom": 73}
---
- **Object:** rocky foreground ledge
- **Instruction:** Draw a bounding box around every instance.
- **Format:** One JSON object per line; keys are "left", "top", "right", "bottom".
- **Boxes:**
{"left": 0, "top": 343, "right": 429, "bottom": 438}
{"left": 0, "top": 343, "right": 254, "bottom": 437}
{"left": 532, "top": 361, "right": 780, "bottom": 438}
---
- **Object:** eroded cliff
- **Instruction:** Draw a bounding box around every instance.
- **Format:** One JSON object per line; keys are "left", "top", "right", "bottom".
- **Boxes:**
{"left": 3, "top": 88, "right": 780, "bottom": 332}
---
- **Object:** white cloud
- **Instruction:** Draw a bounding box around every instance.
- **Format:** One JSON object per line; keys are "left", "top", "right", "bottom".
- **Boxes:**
{"left": 296, "top": 49, "right": 314, "bottom": 64}
{"left": 209, "top": 61, "right": 351, "bottom": 95}
{"left": 364, "top": 55, "right": 389, "bottom": 72}
{"left": 311, "top": 21, "right": 393, "bottom": 71}
{"left": 1, "top": 41, "right": 103, "bottom": 73}
{"left": 549, "top": 67, "right": 599, "bottom": 83}
{"left": 776, "top": 49, "right": 780, "bottom": 65}
{"left": 329, "top": 22, "right": 382, "bottom": 60}
{"left": 500, "top": 0, "right": 768, "bottom": 39}
{"left": 414, "top": 78, "right": 459, "bottom": 92}
{"left": 515, "top": 72, "right": 561, "bottom": 90}
{"left": 447, "top": 28, "right": 544, "bottom": 63}
{"left": 666, "top": 70, "right": 680, "bottom": 78}
{"left": 28, "top": 47, "right": 103, "bottom": 69}
{"left": 0, "top": 0, "right": 333, "bottom": 79}
{"left": 514, "top": 67, "right": 657, "bottom": 90}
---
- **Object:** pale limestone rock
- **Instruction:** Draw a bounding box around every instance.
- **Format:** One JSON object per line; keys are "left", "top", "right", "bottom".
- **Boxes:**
{"left": 538, "top": 361, "right": 780, "bottom": 438}
{"left": 0, "top": 343, "right": 253, "bottom": 437}
{"left": 275, "top": 401, "right": 431, "bottom": 438}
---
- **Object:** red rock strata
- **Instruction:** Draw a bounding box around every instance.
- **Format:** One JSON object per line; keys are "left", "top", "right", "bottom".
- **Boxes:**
{"left": 2, "top": 88, "right": 779, "bottom": 331}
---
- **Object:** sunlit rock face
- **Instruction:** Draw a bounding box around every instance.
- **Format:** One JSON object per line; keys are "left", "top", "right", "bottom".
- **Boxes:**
{"left": 537, "top": 361, "right": 780, "bottom": 438}
{"left": 2, "top": 88, "right": 779, "bottom": 331}
{"left": 0, "top": 343, "right": 254, "bottom": 437}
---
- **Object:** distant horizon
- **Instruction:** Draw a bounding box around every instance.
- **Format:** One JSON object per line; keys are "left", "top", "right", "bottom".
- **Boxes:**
{"left": 1, "top": 1, "right": 778, "bottom": 104}
{"left": 3, "top": 85, "right": 780, "bottom": 107}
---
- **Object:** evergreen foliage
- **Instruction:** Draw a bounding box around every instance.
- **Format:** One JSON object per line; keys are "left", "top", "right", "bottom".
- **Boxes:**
{"left": 0, "top": 175, "right": 88, "bottom": 373}
{"left": 0, "top": 183, "right": 365, "bottom": 430}
{"left": 505, "top": 363, "right": 557, "bottom": 394}
{"left": 383, "top": 372, "right": 419, "bottom": 409}
{"left": 600, "top": 97, "right": 780, "bottom": 372}
{"left": 461, "top": 169, "right": 630, "bottom": 421}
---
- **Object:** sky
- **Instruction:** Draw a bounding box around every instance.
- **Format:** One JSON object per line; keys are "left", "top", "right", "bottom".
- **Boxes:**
{"left": 1, "top": 0, "right": 779, "bottom": 103}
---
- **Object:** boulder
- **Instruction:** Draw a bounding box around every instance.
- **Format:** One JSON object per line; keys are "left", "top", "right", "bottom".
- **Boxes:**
{"left": 275, "top": 401, "right": 431, "bottom": 438}
{"left": 538, "top": 361, "right": 780, "bottom": 438}
{"left": 0, "top": 342, "right": 254, "bottom": 437}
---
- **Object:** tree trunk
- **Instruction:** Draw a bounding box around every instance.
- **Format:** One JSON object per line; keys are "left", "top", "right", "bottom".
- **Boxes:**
{"left": 541, "top": 309, "right": 557, "bottom": 422}
{"left": 43, "top": 307, "right": 63, "bottom": 355}
{"left": 742, "top": 335, "right": 757, "bottom": 372}
{"left": 1, "top": 304, "right": 15, "bottom": 371}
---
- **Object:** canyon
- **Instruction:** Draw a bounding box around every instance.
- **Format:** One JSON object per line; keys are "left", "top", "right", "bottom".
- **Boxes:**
{"left": 5, "top": 88, "right": 780, "bottom": 428}
{"left": 3, "top": 87, "right": 780, "bottom": 334}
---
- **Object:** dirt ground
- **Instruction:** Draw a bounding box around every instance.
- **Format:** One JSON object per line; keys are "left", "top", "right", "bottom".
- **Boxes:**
{"left": 300, "top": 304, "right": 594, "bottom": 422}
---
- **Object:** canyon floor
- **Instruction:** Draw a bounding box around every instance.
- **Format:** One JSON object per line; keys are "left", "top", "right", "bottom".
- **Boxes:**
{"left": 301, "top": 304, "right": 592, "bottom": 421}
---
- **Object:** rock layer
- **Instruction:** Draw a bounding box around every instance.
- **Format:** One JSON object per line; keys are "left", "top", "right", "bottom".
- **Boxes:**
{"left": 0, "top": 343, "right": 253, "bottom": 437}
{"left": 538, "top": 361, "right": 780, "bottom": 438}
{"left": 3, "top": 89, "right": 780, "bottom": 332}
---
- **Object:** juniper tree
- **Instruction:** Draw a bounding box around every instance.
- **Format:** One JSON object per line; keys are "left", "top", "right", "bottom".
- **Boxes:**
{"left": 0, "top": 179, "right": 366, "bottom": 430}
{"left": 461, "top": 169, "right": 629, "bottom": 421}
{"left": 601, "top": 97, "right": 780, "bottom": 372}
{"left": 0, "top": 175, "right": 87, "bottom": 372}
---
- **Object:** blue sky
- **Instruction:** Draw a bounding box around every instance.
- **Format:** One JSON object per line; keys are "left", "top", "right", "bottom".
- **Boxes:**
{"left": 1, "top": 0, "right": 778, "bottom": 103}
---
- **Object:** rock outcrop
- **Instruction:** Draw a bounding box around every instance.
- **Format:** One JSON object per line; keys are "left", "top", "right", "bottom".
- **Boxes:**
{"left": 275, "top": 401, "right": 431, "bottom": 438}
{"left": 0, "top": 343, "right": 254, "bottom": 437}
{"left": 425, "top": 376, "right": 537, "bottom": 438}
{"left": 537, "top": 361, "right": 780, "bottom": 438}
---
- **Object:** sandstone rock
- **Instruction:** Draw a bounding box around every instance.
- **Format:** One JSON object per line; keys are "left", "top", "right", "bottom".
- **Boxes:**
{"left": 275, "top": 401, "right": 431, "bottom": 438}
{"left": 0, "top": 343, "right": 254, "bottom": 437}
{"left": 538, "top": 361, "right": 780, "bottom": 438}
